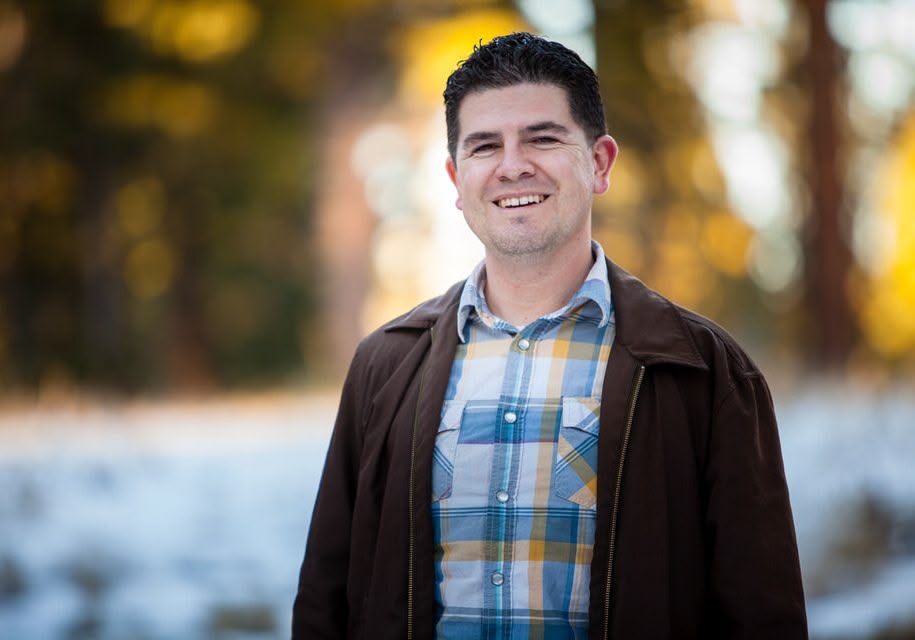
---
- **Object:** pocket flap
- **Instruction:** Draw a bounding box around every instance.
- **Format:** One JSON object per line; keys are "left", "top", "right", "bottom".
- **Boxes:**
{"left": 440, "top": 399, "right": 466, "bottom": 432}
{"left": 561, "top": 397, "right": 601, "bottom": 436}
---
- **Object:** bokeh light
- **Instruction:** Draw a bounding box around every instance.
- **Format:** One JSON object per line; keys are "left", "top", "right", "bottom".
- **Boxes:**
{"left": 0, "top": 1, "right": 26, "bottom": 71}
{"left": 103, "top": 0, "right": 260, "bottom": 63}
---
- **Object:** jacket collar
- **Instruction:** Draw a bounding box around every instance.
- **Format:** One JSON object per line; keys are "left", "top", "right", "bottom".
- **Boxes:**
{"left": 384, "top": 259, "right": 707, "bottom": 371}
{"left": 606, "top": 259, "right": 707, "bottom": 370}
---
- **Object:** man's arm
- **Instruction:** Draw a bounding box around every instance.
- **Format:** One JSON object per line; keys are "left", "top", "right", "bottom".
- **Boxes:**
{"left": 291, "top": 347, "right": 368, "bottom": 639}
{"left": 704, "top": 372, "right": 808, "bottom": 638}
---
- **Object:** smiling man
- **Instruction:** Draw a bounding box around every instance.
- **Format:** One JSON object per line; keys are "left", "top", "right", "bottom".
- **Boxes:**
{"left": 292, "top": 33, "right": 807, "bottom": 639}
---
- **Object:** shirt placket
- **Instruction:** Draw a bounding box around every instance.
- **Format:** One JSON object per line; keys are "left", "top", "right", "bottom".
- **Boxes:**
{"left": 486, "top": 321, "right": 544, "bottom": 638}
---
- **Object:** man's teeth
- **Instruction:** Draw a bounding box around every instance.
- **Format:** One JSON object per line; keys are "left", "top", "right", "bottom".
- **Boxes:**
{"left": 497, "top": 194, "right": 545, "bottom": 208}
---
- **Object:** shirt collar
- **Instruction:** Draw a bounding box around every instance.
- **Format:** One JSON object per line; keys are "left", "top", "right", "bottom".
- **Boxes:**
{"left": 456, "top": 240, "right": 614, "bottom": 343}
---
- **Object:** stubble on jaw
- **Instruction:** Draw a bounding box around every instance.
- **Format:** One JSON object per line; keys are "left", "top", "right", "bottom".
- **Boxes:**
{"left": 468, "top": 206, "right": 590, "bottom": 265}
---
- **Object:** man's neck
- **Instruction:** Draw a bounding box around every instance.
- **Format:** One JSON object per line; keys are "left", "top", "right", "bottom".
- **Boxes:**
{"left": 482, "top": 242, "right": 595, "bottom": 328}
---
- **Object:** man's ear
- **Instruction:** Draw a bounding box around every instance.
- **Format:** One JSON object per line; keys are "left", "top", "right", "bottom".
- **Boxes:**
{"left": 592, "top": 135, "right": 619, "bottom": 195}
{"left": 446, "top": 156, "right": 462, "bottom": 210}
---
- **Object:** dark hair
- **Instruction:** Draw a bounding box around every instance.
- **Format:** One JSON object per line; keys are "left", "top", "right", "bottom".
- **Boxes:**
{"left": 444, "top": 32, "right": 607, "bottom": 160}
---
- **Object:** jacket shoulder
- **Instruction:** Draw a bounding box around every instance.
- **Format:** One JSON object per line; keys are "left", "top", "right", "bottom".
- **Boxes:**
{"left": 675, "top": 305, "right": 764, "bottom": 379}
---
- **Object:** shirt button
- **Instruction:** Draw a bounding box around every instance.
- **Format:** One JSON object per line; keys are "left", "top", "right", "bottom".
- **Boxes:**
{"left": 518, "top": 338, "right": 531, "bottom": 351}
{"left": 504, "top": 411, "right": 517, "bottom": 424}
{"left": 496, "top": 490, "right": 509, "bottom": 503}
{"left": 491, "top": 572, "right": 504, "bottom": 586}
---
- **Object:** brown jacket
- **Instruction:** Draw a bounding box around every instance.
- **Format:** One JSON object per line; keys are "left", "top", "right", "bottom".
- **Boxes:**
{"left": 292, "top": 259, "right": 807, "bottom": 639}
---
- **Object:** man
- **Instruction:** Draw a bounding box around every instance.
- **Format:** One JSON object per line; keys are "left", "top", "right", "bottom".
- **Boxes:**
{"left": 293, "top": 32, "right": 807, "bottom": 639}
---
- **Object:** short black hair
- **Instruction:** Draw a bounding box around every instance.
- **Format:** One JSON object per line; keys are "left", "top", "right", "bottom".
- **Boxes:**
{"left": 444, "top": 32, "right": 607, "bottom": 160}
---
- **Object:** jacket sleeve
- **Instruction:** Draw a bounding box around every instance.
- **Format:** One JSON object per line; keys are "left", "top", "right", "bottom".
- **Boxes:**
{"left": 291, "top": 344, "right": 370, "bottom": 639}
{"left": 704, "top": 371, "right": 808, "bottom": 639}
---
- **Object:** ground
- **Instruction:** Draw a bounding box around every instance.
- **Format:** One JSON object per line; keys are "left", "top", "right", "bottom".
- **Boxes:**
{"left": 0, "top": 385, "right": 913, "bottom": 639}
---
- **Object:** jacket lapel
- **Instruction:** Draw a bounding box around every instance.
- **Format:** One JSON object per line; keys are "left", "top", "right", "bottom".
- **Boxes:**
{"left": 591, "top": 259, "right": 708, "bottom": 636}
{"left": 383, "top": 282, "right": 462, "bottom": 636}
{"left": 606, "top": 259, "right": 707, "bottom": 370}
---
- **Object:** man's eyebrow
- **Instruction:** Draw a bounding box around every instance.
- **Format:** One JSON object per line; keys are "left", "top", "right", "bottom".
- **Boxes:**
{"left": 524, "top": 121, "right": 571, "bottom": 135}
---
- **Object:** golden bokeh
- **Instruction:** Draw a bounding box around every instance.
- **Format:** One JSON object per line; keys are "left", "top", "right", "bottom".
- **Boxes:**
{"left": 604, "top": 149, "right": 646, "bottom": 210}
{"left": 700, "top": 210, "right": 752, "bottom": 277}
{"left": 104, "top": 0, "right": 259, "bottom": 64}
{"left": 655, "top": 237, "right": 715, "bottom": 310}
{"left": 861, "top": 112, "right": 915, "bottom": 358}
{"left": 397, "top": 9, "right": 527, "bottom": 106}
{"left": 153, "top": 81, "right": 219, "bottom": 137}
{"left": 0, "top": 1, "right": 27, "bottom": 72}
{"left": 688, "top": 137, "right": 727, "bottom": 202}
{"left": 695, "top": 0, "right": 739, "bottom": 22}
{"left": 166, "top": 0, "right": 259, "bottom": 62}
{"left": 102, "top": 0, "right": 154, "bottom": 28}
{"left": 650, "top": 208, "right": 717, "bottom": 309}
{"left": 594, "top": 228, "right": 644, "bottom": 274}
{"left": 101, "top": 74, "right": 218, "bottom": 137}
{"left": 124, "top": 236, "right": 176, "bottom": 299}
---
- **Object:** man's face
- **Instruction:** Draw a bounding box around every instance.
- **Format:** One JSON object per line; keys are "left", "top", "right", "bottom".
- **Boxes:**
{"left": 446, "top": 82, "right": 617, "bottom": 263}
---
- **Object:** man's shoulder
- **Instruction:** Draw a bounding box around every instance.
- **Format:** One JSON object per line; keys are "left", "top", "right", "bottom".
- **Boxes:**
{"left": 674, "top": 304, "right": 764, "bottom": 378}
{"left": 609, "top": 260, "right": 761, "bottom": 377}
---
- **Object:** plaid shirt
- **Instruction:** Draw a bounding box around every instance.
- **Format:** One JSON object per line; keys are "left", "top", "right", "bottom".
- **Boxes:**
{"left": 432, "top": 242, "right": 615, "bottom": 639}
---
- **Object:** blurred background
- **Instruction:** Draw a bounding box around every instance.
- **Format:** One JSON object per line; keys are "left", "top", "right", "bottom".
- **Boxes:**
{"left": 0, "top": 0, "right": 913, "bottom": 638}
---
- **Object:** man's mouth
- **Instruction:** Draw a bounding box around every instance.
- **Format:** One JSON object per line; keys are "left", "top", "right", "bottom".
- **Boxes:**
{"left": 494, "top": 194, "right": 548, "bottom": 209}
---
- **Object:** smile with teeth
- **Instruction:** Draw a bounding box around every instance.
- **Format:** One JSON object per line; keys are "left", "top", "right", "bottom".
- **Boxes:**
{"left": 495, "top": 194, "right": 548, "bottom": 209}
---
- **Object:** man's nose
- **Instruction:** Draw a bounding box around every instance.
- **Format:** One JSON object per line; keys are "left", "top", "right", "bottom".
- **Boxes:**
{"left": 497, "top": 144, "right": 535, "bottom": 181}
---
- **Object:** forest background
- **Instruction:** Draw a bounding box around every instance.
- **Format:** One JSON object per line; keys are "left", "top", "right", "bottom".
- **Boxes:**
{"left": 2, "top": 0, "right": 915, "bottom": 392}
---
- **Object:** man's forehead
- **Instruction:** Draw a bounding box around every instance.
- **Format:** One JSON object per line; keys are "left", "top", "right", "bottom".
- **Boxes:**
{"left": 456, "top": 83, "right": 577, "bottom": 136}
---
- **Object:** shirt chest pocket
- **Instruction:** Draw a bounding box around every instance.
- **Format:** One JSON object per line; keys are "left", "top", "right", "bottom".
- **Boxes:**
{"left": 431, "top": 400, "right": 464, "bottom": 501}
{"left": 554, "top": 397, "right": 601, "bottom": 509}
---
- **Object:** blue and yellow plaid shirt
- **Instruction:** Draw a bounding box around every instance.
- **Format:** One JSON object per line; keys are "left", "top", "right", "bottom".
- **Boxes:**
{"left": 432, "top": 241, "right": 616, "bottom": 639}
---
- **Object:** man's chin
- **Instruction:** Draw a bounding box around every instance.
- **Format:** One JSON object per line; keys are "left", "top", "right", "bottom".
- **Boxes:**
{"left": 486, "top": 237, "right": 554, "bottom": 261}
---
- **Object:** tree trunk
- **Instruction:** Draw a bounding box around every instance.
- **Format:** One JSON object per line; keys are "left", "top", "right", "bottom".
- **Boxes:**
{"left": 800, "top": 0, "right": 857, "bottom": 370}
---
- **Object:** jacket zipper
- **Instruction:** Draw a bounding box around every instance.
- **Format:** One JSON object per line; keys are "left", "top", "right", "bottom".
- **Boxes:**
{"left": 602, "top": 364, "right": 646, "bottom": 640}
{"left": 407, "top": 326, "right": 433, "bottom": 640}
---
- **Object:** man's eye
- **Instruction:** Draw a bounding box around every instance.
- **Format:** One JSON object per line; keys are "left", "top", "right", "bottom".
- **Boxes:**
{"left": 472, "top": 144, "right": 497, "bottom": 154}
{"left": 531, "top": 136, "right": 560, "bottom": 145}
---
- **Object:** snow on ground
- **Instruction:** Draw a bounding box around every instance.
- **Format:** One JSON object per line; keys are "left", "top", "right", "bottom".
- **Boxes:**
{"left": 0, "top": 394, "right": 337, "bottom": 640}
{"left": 0, "top": 385, "right": 913, "bottom": 639}
{"left": 777, "top": 384, "right": 915, "bottom": 639}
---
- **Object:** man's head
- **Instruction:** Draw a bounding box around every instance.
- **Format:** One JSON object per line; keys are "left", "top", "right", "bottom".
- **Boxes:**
{"left": 443, "top": 31, "right": 619, "bottom": 266}
{"left": 444, "top": 32, "right": 607, "bottom": 161}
